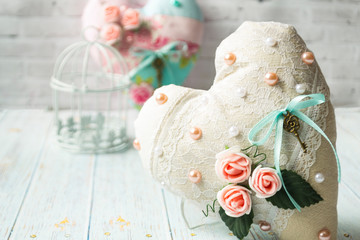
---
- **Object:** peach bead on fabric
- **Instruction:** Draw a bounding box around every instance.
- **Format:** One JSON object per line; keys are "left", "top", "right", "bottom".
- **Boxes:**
{"left": 302, "top": 52, "right": 315, "bottom": 65}
{"left": 215, "top": 152, "right": 252, "bottom": 183}
{"left": 224, "top": 53, "right": 236, "bottom": 65}
{"left": 217, "top": 184, "right": 252, "bottom": 217}
{"left": 155, "top": 93, "right": 168, "bottom": 105}
{"left": 188, "top": 169, "right": 202, "bottom": 183}
{"left": 318, "top": 229, "right": 331, "bottom": 240}
{"left": 259, "top": 221, "right": 271, "bottom": 231}
{"left": 189, "top": 127, "right": 202, "bottom": 140}
{"left": 249, "top": 165, "right": 282, "bottom": 198}
{"left": 133, "top": 139, "right": 141, "bottom": 150}
{"left": 264, "top": 72, "right": 279, "bottom": 86}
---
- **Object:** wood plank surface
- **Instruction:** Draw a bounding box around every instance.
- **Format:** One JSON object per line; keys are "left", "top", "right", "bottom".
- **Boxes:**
{"left": 87, "top": 149, "right": 172, "bottom": 240}
{"left": 9, "top": 137, "right": 96, "bottom": 239}
{"left": 335, "top": 108, "right": 360, "bottom": 240}
{"left": 336, "top": 111, "right": 360, "bottom": 191}
{"left": 337, "top": 182, "right": 359, "bottom": 240}
{"left": 163, "top": 190, "right": 238, "bottom": 240}
{"left": 0, "top": 110, "right": 53, "bottom": 239}
{"left": 0, "top": 109, "right": 359, "bottom": 240}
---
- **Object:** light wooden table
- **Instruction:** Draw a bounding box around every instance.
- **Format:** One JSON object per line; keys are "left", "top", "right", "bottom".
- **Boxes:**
{"left": 0, "top": 109, "right": 359, "bottom": 240}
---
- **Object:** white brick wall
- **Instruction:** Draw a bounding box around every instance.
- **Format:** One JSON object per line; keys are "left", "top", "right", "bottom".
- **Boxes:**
{"left": 0, "top": 0, "right": 359, "bottom": 108}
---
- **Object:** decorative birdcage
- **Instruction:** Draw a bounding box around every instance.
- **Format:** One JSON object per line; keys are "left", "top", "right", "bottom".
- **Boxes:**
{"left": 50, "top": 27, "right": 130, "bottom": 153}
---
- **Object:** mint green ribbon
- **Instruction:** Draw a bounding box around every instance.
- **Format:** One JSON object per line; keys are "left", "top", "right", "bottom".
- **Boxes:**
{"left": 129, "top": 41, "right": 188, "bottom": 85}
{"left": 248, "top": 93, "right": 341, "bottom": 211}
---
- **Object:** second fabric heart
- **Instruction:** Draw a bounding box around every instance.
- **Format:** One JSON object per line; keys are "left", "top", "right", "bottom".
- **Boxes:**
{"left": 82, "top": 0, "right": 204, "bottom": 108}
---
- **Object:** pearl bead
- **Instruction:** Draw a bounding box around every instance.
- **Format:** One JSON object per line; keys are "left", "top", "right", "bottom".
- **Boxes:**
{"left": 318, "top": 229, "right": 331, "bottom": 240}
{"left": 295, "top": 83, "right": 306, "bottom": 94}
{"left": 229, "top": 126, "right": 240, "bottom": 137}
{"left": 264, "top": 72, "right": 279, "bottom": 86}
{"left": 133, "top": 139, "right": 141, "bottom": 150}
{"left": 200, "top": 95, "right": 209, "bottom": 105}
{"left": 315, "top": 173, "right": 325, "bottom": 183}
{"left": 236, "top": 87, "right": 246, "bottom": 98}
{"left": 126, "top": 35, "right": 134, "bottom": 43}
{"left": 265, "top": 37, "right": 277, "bottom": 47}
{"left": 188, "top": 169, "right": 202, "bottom": 183}
{"left": 189, "top": 127, "right": 202, "bottom": 140}
{"left": 224, "top": 52, "right": 236, "bottom": 65}
{"left": 161, "top": 181, "right": 165, "bottom": 185}
{"left": 155, "top": 93, "right": 168, "bottom": 105}
{"left": 302, "top": 52, "right": 315, "bottom": 65}
{"left": 259, "top": 221, "right": 271, "bottom": 231}
{"left": 154, "top": 146, "right": 163, "bottom": 157}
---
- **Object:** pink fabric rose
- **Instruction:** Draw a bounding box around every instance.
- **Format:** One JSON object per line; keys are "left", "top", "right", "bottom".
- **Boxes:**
{"left": 217, "top": 185, "right": 252, "bottom": 218}
{"left": 100, "top": 23, "right": 122, "bottom": 45}
{"left": 130, "top": 83, "right": 154, "bottom": 105}
{"left": 249, "top": 165, "right": 282, "bottom": 198}
{"left": 121, "top": 8, "right": 141, "bottom": 30}
{"left": 153, "top": 36, "right": 170, "bottom": 49}
{"left": 103, "top": 5, "right": 121, "bottom": 23}
{"left": 215, "top": 146, "right": 252, "bottom": 183}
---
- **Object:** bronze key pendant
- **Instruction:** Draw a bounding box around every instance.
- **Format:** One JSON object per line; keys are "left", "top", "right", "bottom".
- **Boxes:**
{"left": 283, "top": 111, "right": 307, "bottom": 153}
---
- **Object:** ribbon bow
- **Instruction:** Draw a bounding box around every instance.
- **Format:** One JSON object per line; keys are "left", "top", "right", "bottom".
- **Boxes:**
{"left": 248, "top": 93, "right": 341, "bottom": 211}
{"left": 129, "top": 41, "right": 188, "bottom": 87}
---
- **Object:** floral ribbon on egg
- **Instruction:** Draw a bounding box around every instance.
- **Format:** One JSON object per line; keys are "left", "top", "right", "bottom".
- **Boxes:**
{"left": 248, "top": 93, "right": 341, "bottom": 211}
{"left": 129, "top": 41, "right": 188, "bottom": 87}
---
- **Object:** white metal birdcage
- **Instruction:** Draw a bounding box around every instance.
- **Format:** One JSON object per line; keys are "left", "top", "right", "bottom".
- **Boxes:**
{"left": 50, "top": 27, "right": 131, "bottom": 153}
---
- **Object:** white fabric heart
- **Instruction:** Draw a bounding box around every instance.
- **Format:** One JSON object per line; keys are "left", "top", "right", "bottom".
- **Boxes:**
{"left": 135, "top": 21, "right": 338, "bottom": 239}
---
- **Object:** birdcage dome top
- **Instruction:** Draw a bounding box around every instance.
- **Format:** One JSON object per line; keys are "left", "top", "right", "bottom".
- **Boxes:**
{"left": 51, "top": 27, "right": 130, "bottom": 93}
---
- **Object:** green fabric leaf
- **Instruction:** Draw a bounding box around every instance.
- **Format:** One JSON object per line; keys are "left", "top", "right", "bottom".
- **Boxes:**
{"left": 135, "top": 75, "right": 142, "bottom": 85}
{"left": 145, "top": 76, "right": 154, "bottom": 84}
{"left": 266, "top": 170, "right": 323, "bottom": 209}
{"left": 219, "top": 207, "right": 254, "bottom": 240}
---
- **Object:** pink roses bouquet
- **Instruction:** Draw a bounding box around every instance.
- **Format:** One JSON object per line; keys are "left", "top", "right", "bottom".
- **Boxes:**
{"left": 215, "top": 146, "right": 283, "bottom": 218}
{"left": 99, "top": 5, "right": 142, "bottom": 45}
{"left": 209, "top": 145, "right": 322, "bottom": 239}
